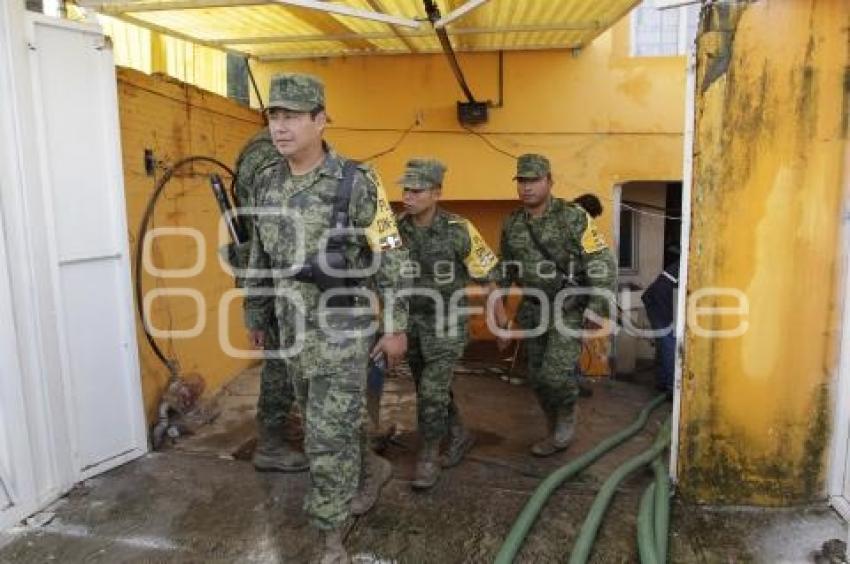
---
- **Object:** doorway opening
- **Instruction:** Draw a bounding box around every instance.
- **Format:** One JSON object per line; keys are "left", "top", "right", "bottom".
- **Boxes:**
{"left": 614, "top": 181, "right": 683, "bottom": 378}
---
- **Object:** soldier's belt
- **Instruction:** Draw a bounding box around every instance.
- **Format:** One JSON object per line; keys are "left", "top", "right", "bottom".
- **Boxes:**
{"left": 287, "top": 251, "right": 364, "bottom": 293}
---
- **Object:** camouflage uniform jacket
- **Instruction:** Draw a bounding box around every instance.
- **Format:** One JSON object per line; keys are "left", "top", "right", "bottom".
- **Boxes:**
{"left": 398, "top": 208, "right": 498, "bottom": 327}
{"left": 234, "top": 127, "right": 278, "bottom": 236}
{"left": 228, "top": 127, "right": 279, "bottom": 287}
{"left": 499, "top": 197, "right": 616, "bottom": 318}
{"left": 242, "top": 145, "right": 409, "bottom": 360}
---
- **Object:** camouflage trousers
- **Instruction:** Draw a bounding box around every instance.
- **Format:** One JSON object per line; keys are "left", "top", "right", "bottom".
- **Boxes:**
{"left": 227, "top": 241, "right": 295, "bottom": 432}
{"left": 518, "top": 302, "right": 583, "bottom": 418}
{"left": 257, "top": 316, "right": 295, "bottom": 430}
{"left": 287, "top": 324, "right": 371, "bottom": 531}
{"left": 407, "top": 321, "right": 467, "bottom": 442}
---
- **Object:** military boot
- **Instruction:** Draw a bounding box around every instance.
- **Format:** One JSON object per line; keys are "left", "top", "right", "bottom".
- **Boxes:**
{"left": 350, "top": 452, "right": 392, "bottom": 516}
{"left": 366, "top": 390, "right": 396, "bottom": 453}
{"left": 317, "top": 528, "right": 350, "bottom": 564}
{"left": 441, "top": 419, "right": 475, "bottom": 468}
{"left": 411, "top": 441, "right": 441, "bottom": 490}
{"left": 530, "top": 408, "right": 577, "bottom": 457}
{"left": 252, "top": 425, "right": 309, "bottom": 472}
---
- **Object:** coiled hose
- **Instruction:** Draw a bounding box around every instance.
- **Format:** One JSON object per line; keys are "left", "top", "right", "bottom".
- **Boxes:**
{"left": 494, "top": 393, "right": 668, "bottom": 563}
{"left": 134, "top": 156, "right": 235, "bottom": 372}
{"left": 136, "top": 156, "right": 234, "bottom": 448}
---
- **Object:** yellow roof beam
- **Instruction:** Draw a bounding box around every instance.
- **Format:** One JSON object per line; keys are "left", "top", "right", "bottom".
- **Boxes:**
{"left": 434, "top": 0, "right": 490, "bottom": 28}
{"left": 104, "top": 9, "right": 252, "bottom": 57}
{"left": 212, "top": 22, "right": 600, "bottom": 45}
{"left": 272, "top": 0, "right": 418, "bottom": 28}
{"left": 364, "top": 0, "right": 418, "bottom": 53}
{"left": 281, "top": 4, "right": 377, "bottom": 52}
{"left": 77, "top": 0, "right": 422, "bottom": 28}
{"left": 256, "top": 40, "right": 584, "bottom": 61}
{"left": 77, "top": 0, "right": 274, "bottom": 11}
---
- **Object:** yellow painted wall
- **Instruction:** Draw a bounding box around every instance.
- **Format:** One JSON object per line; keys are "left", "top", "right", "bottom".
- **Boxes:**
{"left": 117, "top": 68, "right": 263, "bottom": 421}
{"left": 678, "top": 0, "right": 850, "bottom": 504}
{"left": 253, "top": 18, "right": 687, "bottom": 242}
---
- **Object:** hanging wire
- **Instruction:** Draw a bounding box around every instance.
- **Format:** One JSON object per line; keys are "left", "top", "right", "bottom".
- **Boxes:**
{"left": 462, "top": 125, "right": 519, "bottom": 160}
{"left": 135, "top": 156, "right": 235, "bottom": 375}
{"left": 360, "top": 122, "right": 418, "bottom": 162}
{"left": 619, "top": 202, "right": 681, "bottom": 220}
{"left": 332, "top": 123, "right": 682, "bottom": 220}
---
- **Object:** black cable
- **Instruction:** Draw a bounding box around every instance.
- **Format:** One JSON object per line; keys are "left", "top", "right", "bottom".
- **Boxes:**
{"left": 134, "top": 156, "right": 235, "bottom": 374}
{"left": 338, "top": 123, "right": 678, "bottom": 220}
{"left": 327, "top": 125, "right": 679, "bottom": 136}
{"left": 230, "top": 174, "right": 240, "bottom": 209}
{"left": 361, "top": 122, "right": 418, "bottom": 162}
{"left": 435, "top": 28, "right": 476, "bottom": 103}
{"left": 488, "top": 50, "right": 505, "bottom": 109}
{"left": 246, "top": 57, "right": 266, "bottom": 121}
{"left": 462, "top": 125, "right": 518, "bottom": 159}
{"left": 423, "top": 0, "right": 477, "bottom": 103}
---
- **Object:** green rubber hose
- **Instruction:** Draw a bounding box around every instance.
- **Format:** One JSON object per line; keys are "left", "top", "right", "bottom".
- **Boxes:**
{"left": 637, "top": 482, "right": 659, "bottom": 564}
{"left": 568, "top": 417, "right": 671, "bottom": 564}
{"left": 651, "top": 457, "right": 670, "bottom": 562}
{"left": 494, "top": 394, "right": 668, "bottom": 564}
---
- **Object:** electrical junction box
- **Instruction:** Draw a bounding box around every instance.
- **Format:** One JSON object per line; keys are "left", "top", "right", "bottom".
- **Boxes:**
{"left": 457, "top": 101, "right": 488, "bottom": 125}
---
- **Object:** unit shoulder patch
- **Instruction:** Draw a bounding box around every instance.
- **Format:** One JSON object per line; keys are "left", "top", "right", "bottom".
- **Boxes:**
{"left": 463, "top": 220, "right": 498, "bottom": 280}
{"left": 580, "top": 214, "right": 608, "bottom": 254}
{"left": 364, "top": 169, "right": 403, "bottom": 252}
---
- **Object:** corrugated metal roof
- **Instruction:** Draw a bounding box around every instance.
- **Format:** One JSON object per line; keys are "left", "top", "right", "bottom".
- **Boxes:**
{"left": 75, "top": 0, "right": 640, "bottom": 60}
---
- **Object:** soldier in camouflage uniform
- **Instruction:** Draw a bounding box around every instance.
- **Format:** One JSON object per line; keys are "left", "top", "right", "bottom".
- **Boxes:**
{"left": 497, "top": 154, "right": 616, "bottom": 457}
{"left": 242, "top": 73, "right": 408, "bottom": 564}
{"left": 230, "top": 127, "right": 308, "bottom": 473}
{"left": 397, "top": 158, "right": 499, "bottom": 489}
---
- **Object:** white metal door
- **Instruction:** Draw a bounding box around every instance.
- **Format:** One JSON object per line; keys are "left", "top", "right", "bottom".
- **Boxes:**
{"left": 27, "top": 15, "right": 147, "bottom": 478}
{"left": 0, "top": 7, "right": 148, "bottom": 532}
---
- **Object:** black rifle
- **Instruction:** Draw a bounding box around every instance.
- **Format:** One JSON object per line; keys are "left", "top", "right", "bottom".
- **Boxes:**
{"left": 209, "top": 173, "right": 246, "bottom": 244}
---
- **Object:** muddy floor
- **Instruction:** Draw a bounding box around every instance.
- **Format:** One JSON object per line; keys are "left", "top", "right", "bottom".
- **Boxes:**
{"left": 0, "top": 355, "right": 844, "bottom": 563}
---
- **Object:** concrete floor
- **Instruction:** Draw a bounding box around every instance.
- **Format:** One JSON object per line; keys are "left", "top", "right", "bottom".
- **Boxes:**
{"left": 0, "top": 356, "right": 845, "bottom": 563}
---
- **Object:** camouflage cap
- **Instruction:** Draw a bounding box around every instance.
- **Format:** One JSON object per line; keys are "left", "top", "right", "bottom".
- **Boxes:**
{"left": 267, "top": 72, "right": 325, "bottom": 112}
{"left": 398, "top": 158, "right": 446, "bottom": 190}
{"left": 514, "top": 153, "right": 551, "bottom": 180}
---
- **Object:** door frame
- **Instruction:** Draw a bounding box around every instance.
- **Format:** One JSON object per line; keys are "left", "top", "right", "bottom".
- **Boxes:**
{"left": 828, "top": 141, "right": 850, "bottom": 521}
{"left": 667, "top": 30, "right": 697, "bottom": 484}
{"left": 610, "top": 39, "right": 696, "bottom": 482}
